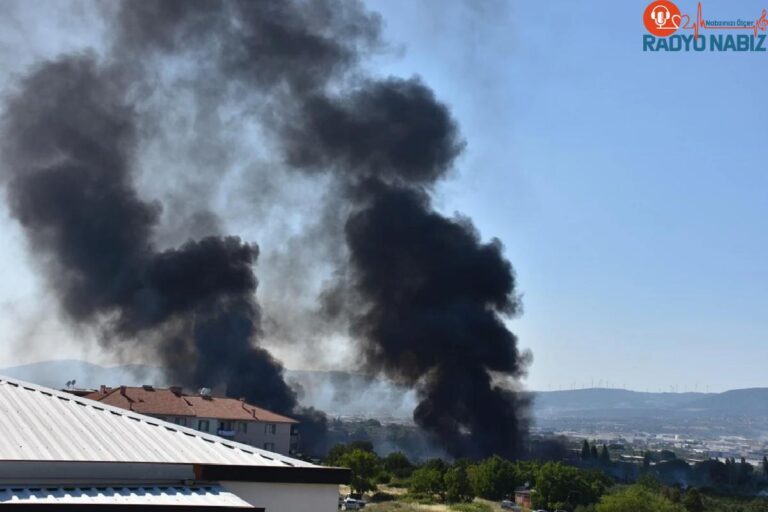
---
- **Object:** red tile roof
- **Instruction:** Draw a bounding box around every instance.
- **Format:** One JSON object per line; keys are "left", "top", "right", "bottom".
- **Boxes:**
{"left": 85, "top": 386, "right": 297, "bottom": 423}
{"left": 185, "top": 396, "right": 297, "bottom": 423}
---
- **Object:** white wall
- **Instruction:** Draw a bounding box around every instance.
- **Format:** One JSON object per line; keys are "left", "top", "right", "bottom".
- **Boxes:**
{"left": 222, "top": 482, "right": 339, "bottom": 512}
{"left": 234, "top": 422, "right": 292, "bottom": 455}
{"left": 151, "top": 415, "right": 294, "bottom": 455}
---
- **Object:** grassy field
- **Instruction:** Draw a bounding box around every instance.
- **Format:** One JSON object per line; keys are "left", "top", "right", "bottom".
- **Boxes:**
{"left": 365, "top": 501, "right": 501, "bottom": 512}
{"left": 350, "top": 485, "right": 505, "bottom": 512}
{"left": 338, "top": 483, "right": 508, "bottom": 512}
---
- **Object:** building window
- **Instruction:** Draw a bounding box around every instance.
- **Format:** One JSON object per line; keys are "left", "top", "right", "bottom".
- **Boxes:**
{"left": 239, "top": 422, "right": 248, "bottom": 433}
{"left": 264, "top": 423, "right": 276, "bottom": 435}
{"left": 263, "top": 442, "right": 275, "bottom": 451}
{"left": 220, "top": 421, "right": 234, "bottom": 431}
{"left": 198, "top": 420, "right": 210, "bottom": 432}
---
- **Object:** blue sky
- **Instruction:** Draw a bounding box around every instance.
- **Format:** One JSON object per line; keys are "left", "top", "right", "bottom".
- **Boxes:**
{"left": 0, "top": 1, "right": 765, "bottom": 392}
{"left": 364, "top": 0, "right": 768, "bottom": 391}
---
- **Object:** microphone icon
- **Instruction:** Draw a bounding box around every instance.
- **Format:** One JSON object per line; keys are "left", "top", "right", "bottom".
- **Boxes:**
{"left": 651, "top": 5, "right": 671, "bottom": 28}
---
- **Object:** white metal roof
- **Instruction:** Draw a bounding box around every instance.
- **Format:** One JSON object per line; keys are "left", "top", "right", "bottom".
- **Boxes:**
{"left": 0, "top": 485, "right": 252, "bottom": 507}
{"left": 0, "top": 375, "right": 313, "bottom": 468}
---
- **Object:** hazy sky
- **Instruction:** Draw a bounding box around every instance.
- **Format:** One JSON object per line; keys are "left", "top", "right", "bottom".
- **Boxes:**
{"left": 0, "top": 0, "right": 766, "bottom": 392}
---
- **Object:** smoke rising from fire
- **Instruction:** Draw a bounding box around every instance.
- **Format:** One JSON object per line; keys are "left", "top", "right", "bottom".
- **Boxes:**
{"left": 0, "top": 0, "right": 529, "bottom": 458}
{"left": 0, "top": 56, "right": 297, "bottom": 415}
{"left": 284, "top": 77, "right": 529, "bottom": 458}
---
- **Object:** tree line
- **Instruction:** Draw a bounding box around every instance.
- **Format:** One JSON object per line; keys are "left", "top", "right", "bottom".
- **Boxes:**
{"left": 327, "top": 441, "right": 609, "bottom": 510}
{"left": 327, "top": 441, "right": 768, "bottom": 512}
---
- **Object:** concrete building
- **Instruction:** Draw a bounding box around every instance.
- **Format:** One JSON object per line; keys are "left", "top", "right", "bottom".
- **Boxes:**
{"left": 85, "top": 385, "right": 298, "bottom": 455}
{"left": 0, "top": 375, "right": 347, "bottom": 510}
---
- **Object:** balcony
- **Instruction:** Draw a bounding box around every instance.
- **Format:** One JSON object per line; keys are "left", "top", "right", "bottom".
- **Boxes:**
{"left": 217, "top": 429, "right": 236, "bottom": 437}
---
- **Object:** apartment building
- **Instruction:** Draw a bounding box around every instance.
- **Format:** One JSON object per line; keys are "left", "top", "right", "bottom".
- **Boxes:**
{"left": 86, "top": 385, "right": 299, "bottom": 455}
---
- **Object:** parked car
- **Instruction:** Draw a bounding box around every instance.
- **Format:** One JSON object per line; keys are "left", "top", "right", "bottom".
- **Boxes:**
{"left": 343, "top": 497, "right": 366, "bottom": 510}
{"left": 501, "top": 500, "right": 522, "bottom": 511}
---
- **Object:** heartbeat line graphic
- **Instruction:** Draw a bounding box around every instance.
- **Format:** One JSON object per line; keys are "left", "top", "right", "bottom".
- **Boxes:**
{"left": 684, "top": 2, "right": 768, "bottom": 38}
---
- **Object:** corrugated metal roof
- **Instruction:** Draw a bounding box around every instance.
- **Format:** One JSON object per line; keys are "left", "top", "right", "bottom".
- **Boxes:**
{"left": 0, "top": 485, "right": 252, "bottom": 507}
{"left": 0, "top": 376, "right": 312, "bottom": 468}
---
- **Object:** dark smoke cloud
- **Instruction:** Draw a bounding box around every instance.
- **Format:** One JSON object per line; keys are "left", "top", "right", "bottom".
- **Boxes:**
{"left": 283, "top": 70, "right": 529, "bottom": 457}
{"left": 337, "top": 183, "right": 528, "bottom": 458}
{"left": 111, "top": 0, "right": 385, "bottom": 371}
{"left": 284, "top": 78, "right": 464, "bottom": 186}
{"left": 1, "top": 0, "right": 529, "bottom": 459}
{"left": 0, "top": 0, "right": 384, "bottom": 457}
{"left": 0, "top": 55, "right": 296, "bottom": 415}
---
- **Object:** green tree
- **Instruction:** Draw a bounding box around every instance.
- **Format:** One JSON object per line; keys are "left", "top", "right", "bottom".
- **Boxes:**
{"left": 600, "top": 445, "right": 611, "bottom": 464}
{"left": 582, "top": 440, "right": 592, "bottom": 460}
{"left": 326, "top": 443, "right": 349, "bottom": 467}
{"left": 410, "top": 466, "right": 446, "bottom": 500}
{"left": 512, "top": 460, "right": 540, "bottom": 488}
{"left": 738, "top": 458, "right": 754, "bottom": 485}
{"left": 350, "top": 440, "right": 375, "bottom": 452}
{"left": 444, "top": 465, "right": 474, "bottom": 503}
{"left": 591, "top": 445, "right": 599, "bottom": 459}
{"left": 325, "top": 441, "right": 375, "bottom": 467}
{"left": 467, "top": 455, "right": 516, "bottom": 500}
{"left": 383, "top": 451, "right": 414, "bottom": 478}
{"left": 596, "top": 485, "right": 685, "bottom": 512}
{"left": 533, "top": 462, "right": 610, "bottom": 511}
{"left": 637, "top": 473, "right": 662, "bottom": 492}
{"left": 682, "top": 488, "right": 704, "bottom": 512}
{"left": 339, "top": 449, "right": 381, "bottom": 495}
{"left": 662, "top": 486, "right": 681, "bottom": 504}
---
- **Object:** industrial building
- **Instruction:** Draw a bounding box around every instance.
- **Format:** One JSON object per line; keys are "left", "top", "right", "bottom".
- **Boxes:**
{"left": 0, "top": 376, "right": 347, "bottom": 510}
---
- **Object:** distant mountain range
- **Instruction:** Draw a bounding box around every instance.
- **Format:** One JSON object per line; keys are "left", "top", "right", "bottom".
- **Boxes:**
{"left": 529, "top": 387, "right": 768, "bottom": 418}
{"left": 2, "top": 360, "right": 767, "bottom": 420}
{"left": 0, "top": 359, "right": 166, "bottom": 390}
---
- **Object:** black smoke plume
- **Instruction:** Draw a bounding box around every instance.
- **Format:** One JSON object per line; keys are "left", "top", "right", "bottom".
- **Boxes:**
{"left": 1, "top": 0, "right": 529, "bottom": 459}
{"left": 0, "top": 55, "right": 298, "bottom": 414}
{"left": 285, "top": 78, "right": 529, "bottom": 458}
{"left": 0, "top": 0, "right": 383, "bottom": 457}
{"left": 345, "top": 186, "right": 528, "bottom": 458}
